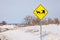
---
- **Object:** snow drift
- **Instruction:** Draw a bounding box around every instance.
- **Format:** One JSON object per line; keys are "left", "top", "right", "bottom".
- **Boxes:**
{"left": 0, "top": 24, "right": 60, "bottom": 40}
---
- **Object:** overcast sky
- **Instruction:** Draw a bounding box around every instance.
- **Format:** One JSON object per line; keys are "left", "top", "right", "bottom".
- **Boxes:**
{"left": 0, "top": 0, "right": 60, "bottom": 23}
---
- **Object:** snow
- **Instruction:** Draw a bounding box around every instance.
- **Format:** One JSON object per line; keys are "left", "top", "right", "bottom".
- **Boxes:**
{"left": 0, "top": 24, "right": 60, "bottom": 40}
{"left": 42, "top": 24, "right": 60, "bottom": 40}
{"left": 0, "top": 25, "right": 16, "bottom": 29}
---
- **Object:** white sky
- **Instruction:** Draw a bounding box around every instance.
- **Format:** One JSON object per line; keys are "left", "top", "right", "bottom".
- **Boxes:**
{"left": 0, "top": 0, "right": 60, "bottom": 23}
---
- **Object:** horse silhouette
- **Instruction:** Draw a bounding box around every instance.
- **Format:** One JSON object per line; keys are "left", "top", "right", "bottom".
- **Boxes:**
{"left": 36, "top": 11, "right": 40, "bottom": 13}
{"left": 36, "top": 10, "right": 45, "bottom": 14}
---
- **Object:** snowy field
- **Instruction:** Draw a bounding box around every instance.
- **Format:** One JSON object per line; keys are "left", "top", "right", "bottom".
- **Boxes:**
{"left": 0, "top": 24, "right": 60, "bottom": 40}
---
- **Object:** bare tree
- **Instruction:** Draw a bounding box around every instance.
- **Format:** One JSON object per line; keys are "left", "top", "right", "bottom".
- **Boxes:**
{"left": 24, "top": 16, "right": 40, "bottom": 25}
{"left": 54, "top": 18, "right": 59, "bottom": 24}
{"left": 24, "top": 16, "right": 33, "bottom": 25}
{"left": 47, "top": 18, "right": 53, "bottom": 24}
{"left": 2, "top": 21, "right": 7, "bottom": 25}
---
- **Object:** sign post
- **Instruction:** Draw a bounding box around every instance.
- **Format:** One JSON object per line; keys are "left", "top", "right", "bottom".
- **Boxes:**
{"left": 40, "top": 20, "right": 42, "bottom": 40}
{"left": 33, "top": 4, "right": 48, "bottom": 40}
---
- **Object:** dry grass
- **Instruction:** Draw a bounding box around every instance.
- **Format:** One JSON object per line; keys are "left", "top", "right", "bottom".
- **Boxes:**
{"left": 25, "top": 29, "right": 39, "bottom": 33}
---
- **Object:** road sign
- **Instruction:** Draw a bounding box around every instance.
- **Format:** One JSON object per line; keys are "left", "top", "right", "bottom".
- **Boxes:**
{"left": 33, "top": 4, "right": 48, "bottom": 20}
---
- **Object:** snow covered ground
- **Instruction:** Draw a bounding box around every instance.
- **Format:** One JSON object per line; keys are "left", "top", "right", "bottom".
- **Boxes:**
{"left": 0, "top": 24, "right": 60, "bottom": 40}
{"left": 0, "top": 25, "right": 16, "bottom": 29}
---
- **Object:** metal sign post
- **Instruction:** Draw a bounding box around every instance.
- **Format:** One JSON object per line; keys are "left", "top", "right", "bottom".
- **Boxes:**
{"left": 40, "top": 20, "right": 42, "bottom": 40}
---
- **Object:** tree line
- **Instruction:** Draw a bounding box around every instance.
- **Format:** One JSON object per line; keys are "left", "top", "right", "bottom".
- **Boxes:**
{"left": 0, "top": 16, "right": 60, "bottom": 26}
{"left": 23, "top": 15, "right": 60, "bottom": 26}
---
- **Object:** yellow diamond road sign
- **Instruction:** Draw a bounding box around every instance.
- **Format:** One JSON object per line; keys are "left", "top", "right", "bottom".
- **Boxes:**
{"left": 33, "top": 4, "right": 48, "bottom": 20}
